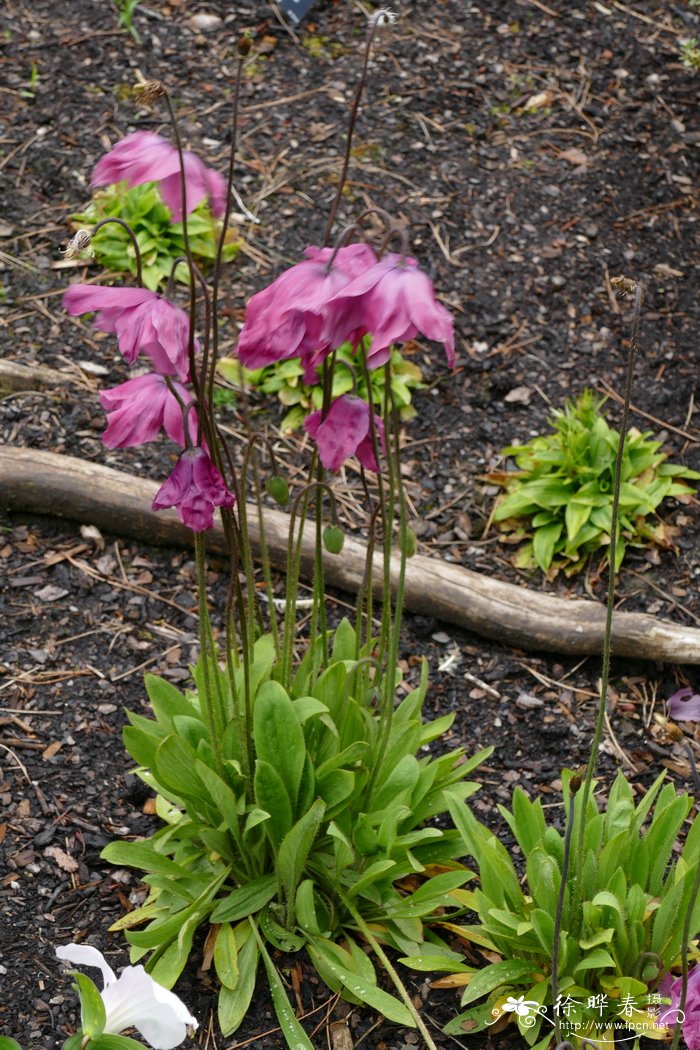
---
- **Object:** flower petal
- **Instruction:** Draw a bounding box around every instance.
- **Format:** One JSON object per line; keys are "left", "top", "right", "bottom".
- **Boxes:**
{"left": 56, "top": 943, "right": 117, "bottom": 988}
{"left": 101, "top": 965, "right": 197, "bottom": 1049}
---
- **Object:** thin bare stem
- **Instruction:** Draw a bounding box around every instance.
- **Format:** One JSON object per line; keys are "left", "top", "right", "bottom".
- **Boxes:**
{"left": 92, "top": 217, "right": 144, "bottom": 287}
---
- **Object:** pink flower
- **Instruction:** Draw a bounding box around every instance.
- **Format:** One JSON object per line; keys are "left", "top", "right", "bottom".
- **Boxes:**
{"left": 658, "top": 965, "right": 700, "bottom": 1049}
{"left": 304, "top": 394, "right": 385, "bottom": 472}
{"left": 152, "top": 447, "right": 235, "bottom": 532}
{"left": 100, "top": 374, "right": 196, "bottom": 449}
{"left": 63, "top": 285, "right": 194, "bottom": 380}
{"left": 668, "top": 687, "right": 700, "bottom": 722}
{"left": 236, "top": 243, "right": 378, "bottom": 376}
{"left": 91, "top": 131, "right": 226, "bottom": 221}
{"left": 326, "top": 253, "right": 455, "bottom": 369}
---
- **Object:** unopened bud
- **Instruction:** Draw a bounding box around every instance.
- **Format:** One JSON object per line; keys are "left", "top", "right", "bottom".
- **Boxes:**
{"left": 267, "top": 475, "right": 289, "bottom": 506}
{"left": 403, "top": 527, "right": 418, "bottom": 558}
{"left": 237, "top": 35, "right": 252, "bottom": 57}
{"left": 132, "top": 79, "right": 165, "bottom": 108}
{"left": 323, "top": 525, "right": 344, "bottom": 555}
{"left": 61, "top": 229, "right": 93, "bottom": 259}
{"left": 666, "top": 722, "right": 685, "bottom": 743}
{"left": 569, "top": 772, "right": 583, "bottom": 794}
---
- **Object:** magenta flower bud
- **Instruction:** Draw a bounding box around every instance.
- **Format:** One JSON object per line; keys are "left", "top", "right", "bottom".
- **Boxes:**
{"left": 63, "top": 284, "right": 195, "bottom": 381}
{"left": 152, "top": 447, "right": 235, "bottom": 532}
{"left": 326, "top": 253, "right": 455, "bottom": 369}
{"left": 91, "top": 131, "right": 226, "bottom": 220}
{"left": 235, "top": 243, "right": 378, "bottom": 375}
{"left": 99, "top": 374, "right": 196, "bottom": 449}
{"left": 304, "top": 394, "right": 385, "bottom": 472}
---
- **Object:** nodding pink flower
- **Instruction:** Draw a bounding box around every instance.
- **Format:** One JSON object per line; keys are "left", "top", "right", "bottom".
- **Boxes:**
{"left": 152, "top": 447, "right": 235, "bottom": 532}
{"left": 304, "top": 394, "right": 385, "bottom": 472}
{"left": 100, "top": 374, "right": 196, "bottom": 449}
{"left": 235, "top": 243, "right": 378, "bottom": 376}
{"left": 63, "top": 284, "right": 195, "bottom": 381}
{"left": 668, "top": 686, "right": 700, "bottom": 722}
{"left": 326, "top": 253, "right": 455, "bottom": 369}
{"left": 658, "top": 965, "right": 700, "bottom": 1049}
{"left": 91, "top": 131, "right": 226, "bottom": 221}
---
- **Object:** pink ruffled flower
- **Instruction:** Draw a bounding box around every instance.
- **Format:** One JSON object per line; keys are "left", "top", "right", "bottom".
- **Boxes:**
{"left": 152, "top": 447, "right": 235, "bottom": 532}
{"left": 304, "top": 394, "right": 385, "bottom": 472}
{"left": 100, "top": 374, "right": 196, "bottom": 449}
{"left": 63, "top": 285, "right": 194, "bottom": 380}
{"left": 326, "top": 253, "right": 455, "bottom": 369}
{"left": 91, "top": 131, "right": 226, "bottom": 221}
{"left": 658, "top": 965, "right": 700, "bottom": 1049}
{"left": 236, "top": 243, "right": 378, "bottom": 376}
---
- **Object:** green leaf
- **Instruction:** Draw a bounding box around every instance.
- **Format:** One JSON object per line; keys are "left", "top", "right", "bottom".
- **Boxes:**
{"left": 308, "top": 945, "right": 416, "bottom": 1026}
{"left": 100, "top": 840, "right": 190, "bottom": 879}
{"left": 73, "top": 972, "right": 107, "bottom": 1038}
{"left": 253, "top": 682, "right": 305, "bottom": 805}
{"left": 153, "top": 735, "right": 206, "bottom": 802}
{"left": 0, "top": 1039, "right": 24, "bottom": 1050}
{"left": 277, "top": 799, "right": 326, "bottom": 908}
{"left": 210, "top": 873, "right": 278, "bottom": 924}
{"left": 254, "top": 760, "right": 293, "bottom": 848}
{"left": 254, "top": 928, "right": 315, "bottom": 1050}
{"left": 214, "top": 922, "right": 239, "bottom": 988}
{"left": 459, "top": 959, "right": 536, "bottom": 1007}
{"left": 532, "top": 521, "right": 563, "bottom": 570}
{"left": 89, "top": 1039, "right": 150, "bottom": 1050}
{"left": 218, "top": 925, "right": 259, "bottom": 1036}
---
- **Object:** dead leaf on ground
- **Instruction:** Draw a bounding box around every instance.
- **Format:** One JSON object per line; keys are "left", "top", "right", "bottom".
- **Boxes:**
{"left": 45, "top": 845, "right": 79, "bottom": 872}
{"left": 558, "top": 146, "right": 590, "bottom": 167}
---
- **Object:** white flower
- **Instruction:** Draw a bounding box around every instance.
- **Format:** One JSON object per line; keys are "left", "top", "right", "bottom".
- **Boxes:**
{"left": 56, "top": 944, "right": 198, "bottom": 1050}
{"left": 369, "top": 8, "right": 397, "bottom": 28}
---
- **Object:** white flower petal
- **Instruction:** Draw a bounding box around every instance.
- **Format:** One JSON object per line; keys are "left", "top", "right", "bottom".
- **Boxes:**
{"left": 101, "top": 966, "right": 197, "bottom": 1049}
{"left": 56, "top": 944, "right": 117, "bottom": 987}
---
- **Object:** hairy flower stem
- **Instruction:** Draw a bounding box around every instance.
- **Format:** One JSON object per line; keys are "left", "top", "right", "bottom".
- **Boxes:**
{"left": 91, "top": 217, "right": 144, "bottom": 286}
{"left": 367, "top": 363, "right": 409, "bottom": 803}
{"left": 163, "top": 91, "right": 199, "bottom": 405}
{"left": 323, "top": 20, "right": 381, "bottom": 245}
{"left": 195, "top": 533, "right": 225, "bottom": 776}
{"left": 551, "top": 775, "right": 580, "bottom": 1043}
{"left": 574, "top": 283, "right": 642, "bottom": 915}
{"left": 209, "top": 50, "right": 245, "bottom": 404}
{"left": 341, "top": 894, "right": 439, "bottom": 1050}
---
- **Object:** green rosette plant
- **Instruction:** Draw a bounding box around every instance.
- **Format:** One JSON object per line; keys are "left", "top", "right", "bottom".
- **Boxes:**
{"left": 440, "top": 771, "right": 700, "bottom": 1048}
{"left": 489, "top": 389, "right": 699, "bottom": 576}
{"left": 71, "top": 182, "right": 239, "bottom": 290}
{"left": 218, "top": 340, "right": 425, "bottom": 432}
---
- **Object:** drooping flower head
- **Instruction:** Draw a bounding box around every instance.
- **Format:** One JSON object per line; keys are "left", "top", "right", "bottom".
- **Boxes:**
{"left": 91, "top": 130, "right": 226, "bottom": 221}
{"left": 152, "top": 446, "right": 235, "bottom": 532}
{"left": 327, "top": 253, "right": 455, "bottom": 369}
{"left": 63, "top": 284, "right": 195, "bottom": 381}
{"left": 56, "top": 943, "right": 197, "bottom": 1050}
{"left": 305, "top": 394, "right": 385, "bottom": 472}
{"left": 100, "top": 373, "right": 196, "bottom": 449}
{"left": 668, "top": 686, "right": 700, "bottom": 722}
{"left": 236, "top": 243, "right": 378, "bottom": 377}
{"left": 658, "top": 965, "right": 700, "bottom": 1049}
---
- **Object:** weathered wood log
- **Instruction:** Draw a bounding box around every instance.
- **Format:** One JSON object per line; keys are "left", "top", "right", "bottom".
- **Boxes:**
{"left": 1, "top": 446, "right": 699, "bottom": 664}
{"left": 0, "top": 359, "right": 82, "bottom": 395}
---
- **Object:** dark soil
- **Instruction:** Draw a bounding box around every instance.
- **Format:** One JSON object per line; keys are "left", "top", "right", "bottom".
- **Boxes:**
{"left": 1, "top": 0, "right": 699, "bottom": 1048}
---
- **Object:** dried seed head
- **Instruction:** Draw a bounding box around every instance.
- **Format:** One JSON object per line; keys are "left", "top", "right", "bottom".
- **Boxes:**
{"left": 61, "top": 229, "right": 94, "bottom": 259}
{"left": 610, "top": 275, "right": 638, "bottom": 299}
{"left": 369, "top": 8, "right": 398, "bottom": 28}
{"left": 132, "top": 78, "right": 165, "bottom": 108}
{"left": 666, "top": 722, "right": 685, "bottom": 743}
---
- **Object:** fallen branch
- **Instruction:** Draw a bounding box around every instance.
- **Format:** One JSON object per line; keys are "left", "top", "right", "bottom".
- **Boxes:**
{"left": 1, "top": 446, "right": 699, "bottom": 664}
